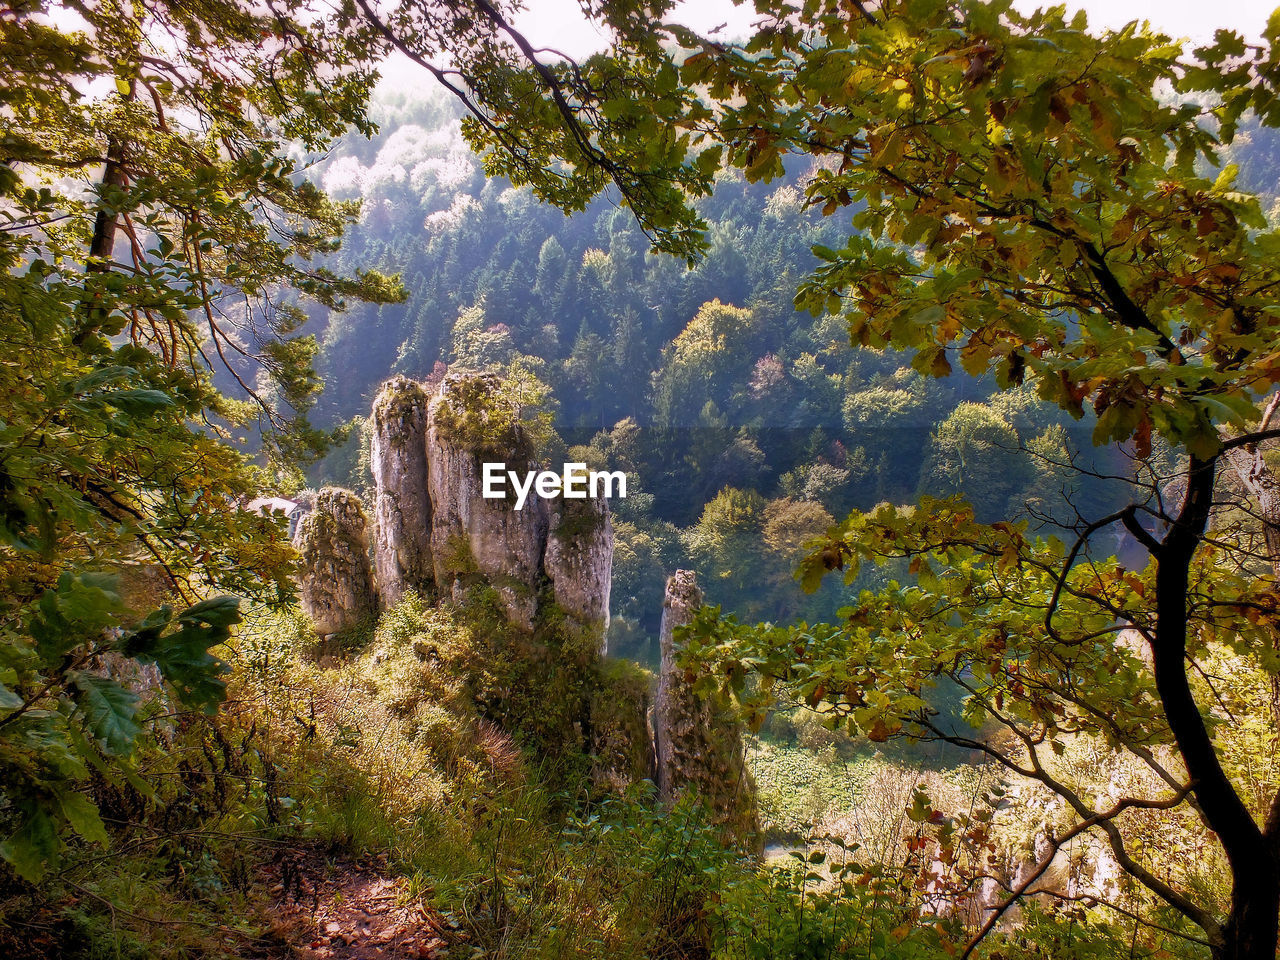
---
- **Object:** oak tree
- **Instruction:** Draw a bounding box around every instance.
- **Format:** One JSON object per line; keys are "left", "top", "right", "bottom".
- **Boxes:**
{"left": 449, "top": 0, "right": 1280, "bottom": 956}
{"left": 643, "top": 3, "right": 1280, "bottom": 958}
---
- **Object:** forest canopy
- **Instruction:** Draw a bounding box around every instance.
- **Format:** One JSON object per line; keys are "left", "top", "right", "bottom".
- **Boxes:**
{"left": 7, "top": 1, "right": 1280, "bottom": 959}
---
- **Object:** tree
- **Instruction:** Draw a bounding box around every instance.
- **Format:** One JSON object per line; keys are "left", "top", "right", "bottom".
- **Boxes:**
{"left": 345, "top": 0, "right": 723, "bottom": 262}
{"left": 653, "top": 299, "right": 760, "bottom": 428}
{"left": 685, "top": 487, "right": 769, "bottom": 616}
{"left": 458, "top": 1, "right": 1280, "bottom": 957}
{"left": 919, "top": 401, "right": 1032, "bottom": 522}
{"left": 449, "top": 299, "right": 518, "bottom": 369}
{"left": 5, "top": 0, "right": 666, "bottom": 886}
{"left": 0, "top": 0, "right": 414, "bottom": 880}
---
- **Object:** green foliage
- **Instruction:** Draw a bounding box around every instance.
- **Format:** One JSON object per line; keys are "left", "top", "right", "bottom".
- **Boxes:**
{"left": 0, "top": 0, "right": 400, "bottom": 892}
{"left": 360, "top": 591, "right": 645, "bottom": 789}
{"left": 404, "top": 784, "right": 747, "bottom": 960}
{"left": 304, "top": 87, "right": 1119, "bottom": 624}
{"left": 514, "top": 1, "right": 1280, "bottom": 952}
{"left": 213, "top": 597, "right": 743, "bottom": 960}
{"left": 14, "top": 0, "right": 1280, "bottom": 953}
{"left": 0, "top": 572, "right": 240, "bottom": 882}
{"left": 589, "top": 658, "right": 654, "bottom": 786}
{"left": 449, "top": 299, "right": 520, "bottom": 370}
{"left": 919, "top": 402, "right": 1033, "bottom": 522}
{"left": 748, "top": 738, "right": 872, "bottom": 842}
{"left": 711, "top": 852, "right": 958, "bottom": 960}
{"left": 431, "top": 367, "right": 558, "bottom": 462}
{"left": 691, "top": 1, "right": 1280, "bottom": 456}
{"left": 686, "top": 487, "right": 768, "bottom": 595}
{"left": 654, "top": 299, "right": 761, "bottom": 429}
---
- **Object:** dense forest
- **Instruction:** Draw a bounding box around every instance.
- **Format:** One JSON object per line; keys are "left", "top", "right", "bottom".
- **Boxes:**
{"left": 7, "top": 2, "right": 1280, "bottom": 960}
{"left": 300, "top": 89, "right": 1140, "bottom": 653}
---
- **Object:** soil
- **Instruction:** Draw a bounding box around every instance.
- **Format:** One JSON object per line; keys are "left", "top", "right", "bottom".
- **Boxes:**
{"left": 256, "top": 846, "right": 452, "bottom": 960}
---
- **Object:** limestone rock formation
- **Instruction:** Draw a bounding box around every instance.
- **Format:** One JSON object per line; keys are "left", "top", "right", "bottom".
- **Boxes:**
{"left": 286, "top": 375, "right": 645, "bottom": 791}
{"left": 298, "top": 371, "right": 617, "bottom": 639}
{"left": 426, "top": 373, "right": 550, "bottom": 630}
{"left": 294, "top": 487, "right": 376, "bottom": 637}
{"left": 545, "top": 495, "right": 613, "bottom": 634}
{"left": 371, "top": 377, "right": 434, "bottom": 607}
{"left": 654, "top": 569, "right": 702, "bottom": 798}
{"left": 653, "top": 570, "right": 759, "bottom": 842}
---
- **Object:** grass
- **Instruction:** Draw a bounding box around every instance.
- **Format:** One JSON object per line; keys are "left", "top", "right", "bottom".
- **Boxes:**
{"left": 3, "top": 594, "right": 742, "bottom": 960}
{"left": 1, "top": 597, "right": 1209, "bottom": 960}
{"left": 748, "top": 738, "right": 877, "bottom": 843}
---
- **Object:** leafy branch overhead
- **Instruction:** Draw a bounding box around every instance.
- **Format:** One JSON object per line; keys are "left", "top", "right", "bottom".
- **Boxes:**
{"left": 489, "top": 0, "right": 1280, "bottom": 456}
{"left": 344, "top": 0, "right": 725, "bottom": 262}
{"left": 0, "top": 0, "right": 405, "bottom": 890}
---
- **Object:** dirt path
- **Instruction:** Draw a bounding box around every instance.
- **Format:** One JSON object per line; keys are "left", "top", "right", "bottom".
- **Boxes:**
{"left": 258, "top": 847, "right": 452, "bottom": 960}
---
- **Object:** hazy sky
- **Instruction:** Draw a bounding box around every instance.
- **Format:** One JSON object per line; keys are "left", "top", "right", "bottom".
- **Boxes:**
{"left": 505, "top": 0, "right": 1275, "bottom": 58}
{"left": 370, "top": 1, "right": 1276, "bottom": 92}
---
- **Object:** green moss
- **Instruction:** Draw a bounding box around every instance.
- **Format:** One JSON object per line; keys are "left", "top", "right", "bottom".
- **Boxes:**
{"left": 373, "top": 377, "right": 427, "bottom": 450}
{"left": 438, "top": 531, "right": 480, "bottom": 579}
{"left": 432, "top": 371, "right": 559, "bottom": 462}
{"left": 552, "top": 496, "right": 606, "bottom": 541}
{"left": 433, "top": 375, "right": 535, "bottom": 459}
{"left": 589, "top": 658, "right": 654, "bottom": 787}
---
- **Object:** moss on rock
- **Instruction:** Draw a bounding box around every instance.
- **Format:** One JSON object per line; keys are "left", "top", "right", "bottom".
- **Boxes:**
{"left": 654, "top": 570, "right": 760, "bottom": 846}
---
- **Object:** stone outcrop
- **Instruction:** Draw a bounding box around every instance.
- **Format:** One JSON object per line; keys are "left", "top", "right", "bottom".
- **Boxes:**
{"left": 653, "top": 570, "right": 759, "bottom": 842}
{"left": 589, "top": 659, "right": 654, "bottom": 791}
{"left": 286, "top": 376, "right": 642, "bottom": 790}
{"left": 366, "top": 372, "right": 614, "bottom": 637}
{"left": 294, "top": 487, "right": 376, "bottom": 637}
{"left": 371, "top": 377, "right": 434, "bottom": 608}
{"left": 545, "top": 496, "right": 612, "bottom": 632}
{"left": 426, "top": 374, "right": 550, "bottom": 629}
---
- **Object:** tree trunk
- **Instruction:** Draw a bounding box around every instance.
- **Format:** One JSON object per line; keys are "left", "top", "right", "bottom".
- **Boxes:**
{"left": 1152, "top": 455, "right": 1279, "bottom": 959}
{"left": 75, "top": 114, "right": 129, "bottom": 345}
{"left": 1220, "top": 869, "right": 1280, "bottom": 960}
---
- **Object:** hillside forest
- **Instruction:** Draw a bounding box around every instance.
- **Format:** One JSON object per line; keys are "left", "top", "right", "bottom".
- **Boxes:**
{"left": 304, "top": 87, "right": 1147, "bottom": 652}
{"left": 7, "top": 1, "right": 1280, "bottom": 960}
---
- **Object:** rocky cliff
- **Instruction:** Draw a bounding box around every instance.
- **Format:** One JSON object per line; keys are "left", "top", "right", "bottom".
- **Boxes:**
{"left": 425, "top": 373, "right": 550, "bottom": 629}
{"left": 545, "top": 497, "right": 613, "bottom": 632}
{"left": 369, "top": 372, "right": 614, "bottom": 637}
{"left": 370, "top": 377, "right": 434, "bottom": 608}
{"left": 290, "top": 375, "right": 643, "bottom": 791}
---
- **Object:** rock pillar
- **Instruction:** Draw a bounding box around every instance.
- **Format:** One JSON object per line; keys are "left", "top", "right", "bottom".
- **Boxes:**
{"left": 370, "top": 377, "right": 434, "bottom": 607}
{"left": 425, "top": 373, "right": 549, "bottom": 630}
{"left": 294, "top": 487, "right": 376, "bottom": 638}
{"left": 653, "top": 570, "right": 759, "bottom": 842}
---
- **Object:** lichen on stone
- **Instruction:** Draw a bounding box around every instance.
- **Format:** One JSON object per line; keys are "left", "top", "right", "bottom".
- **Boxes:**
{"left": 371, "top": 376, "right": 434, "bottom": 608}
{"left": 294, "top": 487, "right": 377, "bottom": 643}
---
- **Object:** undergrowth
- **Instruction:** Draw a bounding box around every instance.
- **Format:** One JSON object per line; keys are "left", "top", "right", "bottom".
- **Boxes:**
{"left": 0, "top": 595, "right": 1207, "bottom": 960}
